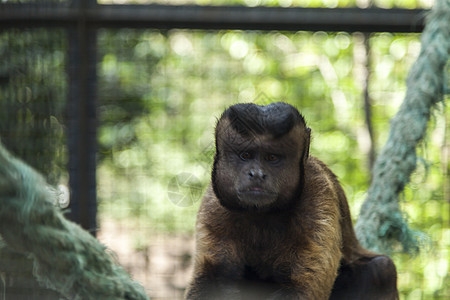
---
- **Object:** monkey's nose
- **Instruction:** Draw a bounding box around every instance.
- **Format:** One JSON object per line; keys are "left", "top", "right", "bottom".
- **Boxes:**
{"left": 248, "top": 169, "right": 266, "bottom": 180}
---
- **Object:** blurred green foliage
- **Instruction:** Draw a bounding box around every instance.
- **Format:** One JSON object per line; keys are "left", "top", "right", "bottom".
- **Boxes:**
{"left": 0, "top": 0, "right": 446, "bottom": 298}
{"left": 96, "top": 28, "right": 448, "bottom": 299}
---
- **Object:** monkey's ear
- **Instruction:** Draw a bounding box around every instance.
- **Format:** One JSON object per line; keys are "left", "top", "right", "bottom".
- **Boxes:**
{"left": 303, "top": 127, "right": 311, "bottom": 161}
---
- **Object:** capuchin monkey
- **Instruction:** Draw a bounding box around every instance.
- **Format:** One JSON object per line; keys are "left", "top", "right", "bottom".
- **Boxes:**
{"left": 185, "top": 102, "right": 398, "bottom": 300}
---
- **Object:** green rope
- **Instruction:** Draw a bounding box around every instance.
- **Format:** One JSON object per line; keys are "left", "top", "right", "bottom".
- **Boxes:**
{"left": 0, "top": 144, "right": 149, "bottom": 300}
{"left": 355, "top": 0, "right": 450, "bottom": 254}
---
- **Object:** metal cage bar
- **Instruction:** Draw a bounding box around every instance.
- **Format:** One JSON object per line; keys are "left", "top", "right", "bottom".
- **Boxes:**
{"left": 0, "top": 4, "right": 426, "bottom": 32}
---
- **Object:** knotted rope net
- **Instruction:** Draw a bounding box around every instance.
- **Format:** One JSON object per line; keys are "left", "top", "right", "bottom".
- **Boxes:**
{"left": 0, "top": 144, "right": 149, "bottom": 299}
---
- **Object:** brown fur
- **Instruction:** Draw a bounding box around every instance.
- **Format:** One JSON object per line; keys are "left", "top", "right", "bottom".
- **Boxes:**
{"left": 185, "top": 103, "right": 398, "bottom": 299}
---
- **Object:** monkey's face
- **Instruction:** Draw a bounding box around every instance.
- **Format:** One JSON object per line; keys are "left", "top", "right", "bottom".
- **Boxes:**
{"left": 212, "top": 119, "right": 308, "bottom": 212}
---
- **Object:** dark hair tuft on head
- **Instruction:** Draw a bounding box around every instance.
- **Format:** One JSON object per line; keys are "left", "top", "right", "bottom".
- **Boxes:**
{"left": 221, "top": 102, "right": 306, "bottom": 138}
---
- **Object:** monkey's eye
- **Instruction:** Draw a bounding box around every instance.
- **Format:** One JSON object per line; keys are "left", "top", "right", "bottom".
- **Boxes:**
{"left": 239, "top": 151, "right": 253, "bottom": 161}
{"left": 265, "top": 154, "right": 279, "bottom": 162}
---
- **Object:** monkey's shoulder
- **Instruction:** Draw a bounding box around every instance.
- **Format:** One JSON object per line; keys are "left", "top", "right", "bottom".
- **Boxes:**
{"left": 304, "top": 156, "right": 343, "bottom": 192}
{"left": 196, "top": 185, "right": 228, "bottom": 224}
{"left": 305, "top": 156, "right": 339, "bottom": 180}
{"left": 296, "top": 156, "right": 347, "bottom": 218}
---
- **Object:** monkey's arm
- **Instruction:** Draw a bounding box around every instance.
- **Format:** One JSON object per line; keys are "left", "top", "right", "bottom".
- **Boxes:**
{"left": 185, "top": 221, "right": 244, "bottom": 300}
{"left": 271, "top": 158, "right": 344, "bottom": 300}
{"left": 270, "top": 224, "right": 342, "bottom": 299}
{"left": 185, "top": 257, "right": 241, "bottom": 300}
{"left": 185, "top": 251, "right": 243, "bottom": 299}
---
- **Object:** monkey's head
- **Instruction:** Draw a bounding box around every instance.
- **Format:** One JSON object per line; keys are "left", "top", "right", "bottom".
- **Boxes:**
{"left": 212, "top": 102, "right": 311, "bottom": 213}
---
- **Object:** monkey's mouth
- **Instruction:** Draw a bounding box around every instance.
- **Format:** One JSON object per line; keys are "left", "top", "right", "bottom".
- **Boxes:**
{"left": 248, "top": 186, "right": 264, "bottom": 192}
{"left": 237, "top": 187, "right": 277, "bottom": 208}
